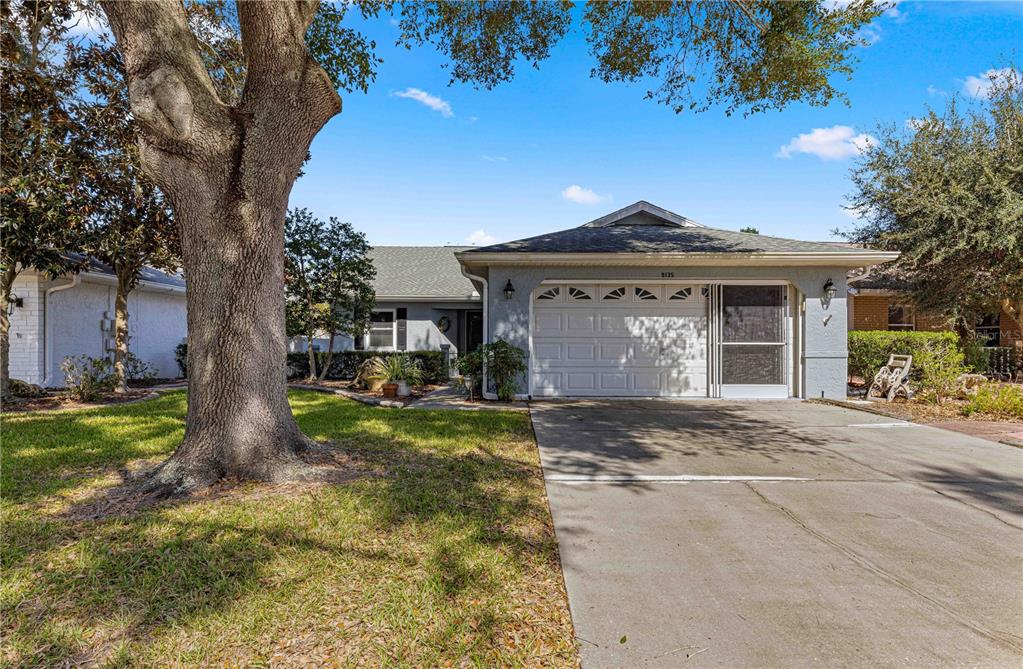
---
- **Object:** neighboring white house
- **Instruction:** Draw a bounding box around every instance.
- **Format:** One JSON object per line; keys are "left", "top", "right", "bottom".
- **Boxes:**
{"left": 8, "top": 257, "right": 187, "bottom": 387}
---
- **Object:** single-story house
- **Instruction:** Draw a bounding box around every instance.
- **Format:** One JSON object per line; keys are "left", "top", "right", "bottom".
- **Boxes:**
{"left": 455, "top": 201, "right": 898, "bottom": 400}
{"left": 846, "top": 267, "right": 1021, "bottom": 348}
{"left": 7, "top": 257, "right": 187, "bottom": 387}
{"left": 286, "top": 246, "right": 482, "bottom": 356}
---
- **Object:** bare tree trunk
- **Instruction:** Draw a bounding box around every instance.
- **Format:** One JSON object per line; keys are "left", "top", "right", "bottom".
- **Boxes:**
{"left": 101, "top": 0, "right": 341, "bottom": 493}
{"left": 306, "top": 333, "right": 317, "bottom": 381}
{"left": 112, "top": 273, "right": 131, "bottom": 394}
{"left": 1, "top": 265, "right": 18, "bottom": 401}
{"left": 318, "top": 329, "right": 336, "bottom": 381}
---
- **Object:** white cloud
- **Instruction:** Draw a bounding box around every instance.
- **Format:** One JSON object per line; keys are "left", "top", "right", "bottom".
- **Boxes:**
{"left": 926, "top": 84, "right": 948, "bottom": 97}
{"left": 65, "top": 9, "right": 107, "bottom": 38}
{"left": 466, "top": 229, "right": 497, "bottom": 245}
{"left": 963, "top": 67, "right": 1020, "bottom": 98}
{"left": 856, "top": 26, "right": 882, "bottom": 46}
{"left": 482, "top": 155, "right": 508, "bottom": 162}
{"left": 775, "top": 125, "right": 875, "bottom": 160}
{"left": 561, "top": 185, "right": 608, "bottom": 205}
{"left": 393, "top": 88, "right": 453, "bottom": 117}
{"left": 905, "top": 117, "right": 926, "bottom": 131}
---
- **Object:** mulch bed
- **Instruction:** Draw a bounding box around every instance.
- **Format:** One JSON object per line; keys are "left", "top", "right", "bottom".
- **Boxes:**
{"left": 290, "top": 380, "right": 443, "bottom": 405}
{"left": 3, "top": 390, "right": 158, "bottom": 413}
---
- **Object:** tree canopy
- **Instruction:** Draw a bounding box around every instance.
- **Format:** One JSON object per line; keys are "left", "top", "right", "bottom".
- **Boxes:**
{"left": 843, "top": 68, "right": 1023, "bottom": 332}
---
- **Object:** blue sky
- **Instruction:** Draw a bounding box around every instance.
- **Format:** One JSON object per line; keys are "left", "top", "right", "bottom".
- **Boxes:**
{"left": 289, "top": 2, "right": 1022, "bottom": 246}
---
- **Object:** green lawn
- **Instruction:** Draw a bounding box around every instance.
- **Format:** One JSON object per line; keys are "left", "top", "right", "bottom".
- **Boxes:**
{"left": 1, "top": 390, "right": 577, "bottom": 667}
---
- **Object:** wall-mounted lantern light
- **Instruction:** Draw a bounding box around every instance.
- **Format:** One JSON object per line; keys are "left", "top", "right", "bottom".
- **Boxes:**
{"left": 823, "top": 278, "right": 837, "bottom": 301}
{"left": 5, "top": 293, "right": 22, "bottom": 310}
{"left": 503, "top": 279, "right": 515, "bottom": 300}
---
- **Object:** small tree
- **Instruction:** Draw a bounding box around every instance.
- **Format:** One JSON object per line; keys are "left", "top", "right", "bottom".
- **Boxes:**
{"left": 0, "top": 1, "right": 90, "bottom": 398}
{"left": 71, "top": 38, "right": 180, "bottom": 393}
{"left": 739, "top": 226, "right": 760, "bottom": 234}
{"left": 843, "top": 68, "right": 1023, "bottom": 337}
{"left": 284, "top": 208, "right": 374, "bottom": 381}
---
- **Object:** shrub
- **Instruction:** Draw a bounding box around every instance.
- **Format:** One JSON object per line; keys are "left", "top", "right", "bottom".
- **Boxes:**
{"left": 913, "top": 341, "right": 966, "bottom": 404}
{"left": 848, "top": 331, "right": 960, "bottom": 384}
{"left": 455, "top": 348, "right": 484, "bottom": 399}
{"left": 61, "top": 355, "right": 116, "bottom": 401}
{"left": 175, "top": 342, "right": 187, "bottom": 378}
{"left": 286, "top": 350, "right": 447, "bottom": 384}
{"left": 962, "top": 383, "right": 1023, "bottom": 419}
{"left": 484, "top": 340, "right": 528, "bottom": 401}
{"left": 123, "top": 352, "right": 157, "bottom": 382}
{"left": 379, "top": 354, "right": 424, "bottom": 385}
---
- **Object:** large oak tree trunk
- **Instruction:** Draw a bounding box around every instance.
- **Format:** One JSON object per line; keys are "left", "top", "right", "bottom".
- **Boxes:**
{"left": 1, "top": 266, "right": 17, "bottom": 401}
{"left": 102, "top": 0, "right": 340, "bottom": 493}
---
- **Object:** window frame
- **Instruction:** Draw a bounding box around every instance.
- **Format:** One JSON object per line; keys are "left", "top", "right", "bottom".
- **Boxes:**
{"left": 976, "top": 313, "right": 1001, "bottom": 347}
{"left": 887, "top": 302, "right": 915, "bottom": 331}
{"left": 364, "top": 308, "right": 397, "bottom": 351}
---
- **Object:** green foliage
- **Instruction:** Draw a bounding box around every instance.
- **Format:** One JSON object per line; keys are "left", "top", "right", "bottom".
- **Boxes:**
{"left": 455, "top": 347, "right": 484, "bottom": 399}
{"left": 68, "top": 37, "right": 179, "bottom": 291}
{"left": 583, "top": 1, "right": 885, "bottom": 116}
{"left": 455, "top": 341, "right": 527, "bottom": 400}
{"left": 379, "top": 353, "right": 424, "bottom": 385}
{"left": 0, "top": 0, "right": 90, "bottom": 284}
{"left": 848, "top": 330, "right": 960, "bottom": 384}
{"left": 174, "top": 342, "right": 187, "bottom": 378}
{"left": 285, "top": 208, "right": 375, "bottom": 379}
{"left": 286, "top": 351, "right": 448, "bottom": 385}
{"left": 912, "top": 342, "right": 967, "bottom": 404}
{"left": 962, "top": 383, "right": 1023, "bottom": 419}
{"left": 122, "top": 351, "right": 157, "bottom": 382}
{"left": 843, "top": 67, "right": 1023, "bottom": 324}
{"left": 60, "top": 355, "right": 116, "bottom": 401}
{"left": 739, "top": 226, "right": 760, "bottom": 234}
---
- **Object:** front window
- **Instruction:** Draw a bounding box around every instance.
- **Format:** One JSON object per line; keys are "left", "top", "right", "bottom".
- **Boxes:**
{"left": 888, "top": 303, "right": 915, "bottom": 331}
{"left": 367, "top": 310, "right": 395, "bottom": 349}
{"left": 976, "top": 314, "right": 1000, "bottom": 347}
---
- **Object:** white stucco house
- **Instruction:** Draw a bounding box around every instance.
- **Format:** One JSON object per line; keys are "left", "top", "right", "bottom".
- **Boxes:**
{"left": 8, "top": 257, "right": 187, "bottom": 387}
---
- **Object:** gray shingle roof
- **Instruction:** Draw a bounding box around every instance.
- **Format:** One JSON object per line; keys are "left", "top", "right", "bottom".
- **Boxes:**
{"left": 67, "top": 253, "right": 186, "bottom": 289}
{"left": 369, "top": 246, "right": 479, "bottom": 299}
{"left": 463, "top": 202, "right": 881, "bottom": 256}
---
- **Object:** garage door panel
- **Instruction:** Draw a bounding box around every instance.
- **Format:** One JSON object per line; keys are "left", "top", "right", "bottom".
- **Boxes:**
{"left": 532, "top": 283, "right": 708, "bottom": 397}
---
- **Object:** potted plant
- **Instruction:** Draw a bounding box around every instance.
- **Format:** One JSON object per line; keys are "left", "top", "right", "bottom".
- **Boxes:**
{"left": 380, "top": 354, "right": 423, "bottom": 398}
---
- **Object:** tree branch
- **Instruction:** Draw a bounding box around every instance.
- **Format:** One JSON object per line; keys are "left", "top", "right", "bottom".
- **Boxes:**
{"left": 99, "top": 0, "right": 234, "bottom": 157}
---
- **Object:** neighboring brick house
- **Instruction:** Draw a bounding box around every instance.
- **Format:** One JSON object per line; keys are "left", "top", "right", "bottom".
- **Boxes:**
{"left": 846, "top": 267, "right": 1021, "bottom": 348}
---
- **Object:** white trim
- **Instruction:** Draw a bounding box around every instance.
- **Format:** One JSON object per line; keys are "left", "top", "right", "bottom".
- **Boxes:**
{"left": 78, "top": 271, "right": 185, "bottom": 294}
{"left": 374, "top": 295, "right": 480, "bottom": 303}
{"left": 458, "top": 250, "right": 900, "bottom": 268}
{"left": 459, "top": 268, "right": 498, "bottom": 401}
{"left": 363, "top": 308, "right": 397, "bottom": 351}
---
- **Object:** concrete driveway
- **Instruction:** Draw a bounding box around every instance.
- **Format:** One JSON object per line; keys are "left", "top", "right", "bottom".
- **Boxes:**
{"left": 531, "top": 400, "right": 1023, "bottom": 668}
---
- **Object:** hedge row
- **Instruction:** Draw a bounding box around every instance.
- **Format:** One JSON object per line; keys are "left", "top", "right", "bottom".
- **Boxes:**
{"left": 287, "top": 350, "right": 448, "bottom": 384}
{"left": 848, "top": 330, "right": 959, "bottom": 382}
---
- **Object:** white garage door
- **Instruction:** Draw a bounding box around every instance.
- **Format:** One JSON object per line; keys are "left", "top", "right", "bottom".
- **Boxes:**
{"left": 531, "top": 283, "right": 708, "bottom": 397}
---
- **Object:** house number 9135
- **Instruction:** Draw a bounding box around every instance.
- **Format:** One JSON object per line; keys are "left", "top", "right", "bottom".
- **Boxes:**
{"left": 661, "top": 272, "right": 674, "bottom": 278}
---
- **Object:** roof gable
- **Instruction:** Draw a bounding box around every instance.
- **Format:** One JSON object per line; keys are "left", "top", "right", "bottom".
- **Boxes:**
{"left": 581, "top": 201, "right": 704, "bottom": 229}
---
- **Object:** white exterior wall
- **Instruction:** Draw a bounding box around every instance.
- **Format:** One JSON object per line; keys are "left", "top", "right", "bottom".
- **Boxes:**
{"left": 7, "top": 273, "right": 46, "bottom": 385}
{"left": 7, "top": 270, "right": 188, "bottom": 386}
{"left": 483, "top": 264, "right": 849, "bottom": 399}
{"left": 288, "top": 334, "right": 354, "bottom": 353}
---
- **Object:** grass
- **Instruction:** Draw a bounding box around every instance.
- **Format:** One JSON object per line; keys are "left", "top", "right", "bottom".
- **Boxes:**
{"left": 1, "top": 390, "right": 577, "bottom": 667}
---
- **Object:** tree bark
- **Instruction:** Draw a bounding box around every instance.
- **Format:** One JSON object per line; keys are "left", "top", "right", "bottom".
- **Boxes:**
{"left": 112, "top": 272, "right": 131, "bottom": 394}
{"left": 101, "top": 0, "right": 341, "bottom": 493}
{"left": 306, "top": 333, "right": 318, "bottom": 381}
{"left": 1, "top": 265, "right": 18, "bottom": 401}
{"left": 318, "top": 328, "right": 336, "bottom": 381}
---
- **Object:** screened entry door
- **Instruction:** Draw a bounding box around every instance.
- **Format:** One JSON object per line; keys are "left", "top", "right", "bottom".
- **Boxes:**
{"left": 712, "top": 285, "right": 789, "bottom": 399}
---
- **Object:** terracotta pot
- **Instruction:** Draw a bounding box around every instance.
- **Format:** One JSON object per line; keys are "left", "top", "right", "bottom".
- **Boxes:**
{"left": 382, "top": 383, "right": 398, "bottom": 399}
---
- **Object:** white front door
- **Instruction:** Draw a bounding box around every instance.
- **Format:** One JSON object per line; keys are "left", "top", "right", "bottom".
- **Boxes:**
{"left": 531, "top": 283, "right": 708, "bottom": 397}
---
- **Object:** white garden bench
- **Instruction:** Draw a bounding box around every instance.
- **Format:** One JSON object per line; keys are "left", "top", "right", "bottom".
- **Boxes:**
{"left": 867, "top": 354, "right": 914, "bottom": 402}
